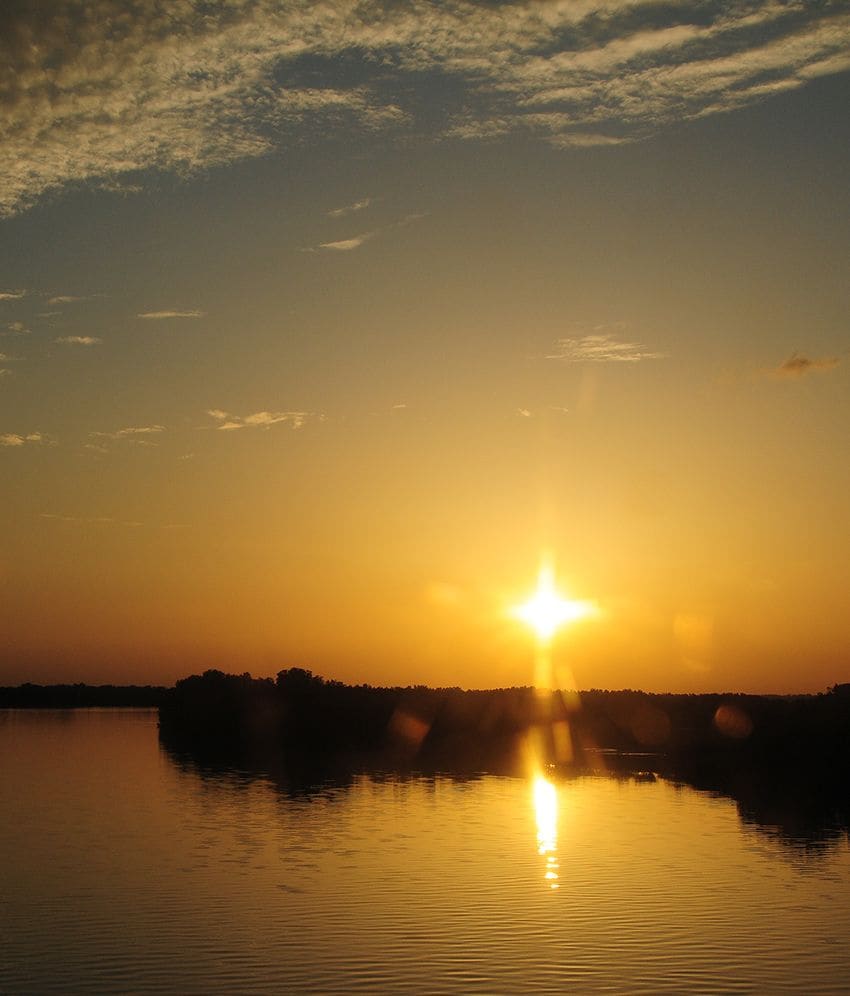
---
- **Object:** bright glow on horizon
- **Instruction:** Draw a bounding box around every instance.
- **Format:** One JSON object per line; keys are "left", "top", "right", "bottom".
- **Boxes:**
{"left": 512, "top": 562, "right": 593, "bottom": 642}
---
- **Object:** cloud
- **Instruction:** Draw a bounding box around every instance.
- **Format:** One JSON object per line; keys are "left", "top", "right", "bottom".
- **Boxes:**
{"left": 55, "top": 335, "right": 102, "bottom": 345}
{"left": 769, "top": 352, "right": 840, "bottom": 379}
{"left": 207, "top": 408, "right": 314, "bottom": 431}
{"left": 517, "top": 408, "right": 532, "bottom": 417}
{"left": 307, "top": 212, "right": 422, "bottom": 252}
{"left": 137, "top": 310, "right": 204, "bottom": 320}
{"left": 0, "top": 369, "right": 10, "bottom": 378}
{"left": 547, "top": 332, "right": 664, "bottom": 363}
{"left": 47, "top": 295, "right": 88, "bottom": 305}
{"left": 328, "top": 198, "right": 371, "bottom": 218}
{"left": 1, "top": 2, "right": 847, "bottom": 215}
{"left": 316, "top": 233, "right": 374, "bottom": 252}
{"left": 3, "top": 322, "right": 30, "bottom": 336}
{"left": 0, "top": 290, "right": 26, "bottom": 301}
{"left": 0, "top": 432, "right": 44, "bottom": 447}
{"left": 90, "top": 425, "right": 166, "bottom": 441}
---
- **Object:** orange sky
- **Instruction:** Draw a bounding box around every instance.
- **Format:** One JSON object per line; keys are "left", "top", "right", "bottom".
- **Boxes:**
{"left": 1, "top": 2, "right": 849, "bottom": 692}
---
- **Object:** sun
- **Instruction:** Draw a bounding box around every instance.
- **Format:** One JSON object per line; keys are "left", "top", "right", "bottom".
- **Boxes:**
{"left": 511, "top": 562, "right": 592, "bottom": 642}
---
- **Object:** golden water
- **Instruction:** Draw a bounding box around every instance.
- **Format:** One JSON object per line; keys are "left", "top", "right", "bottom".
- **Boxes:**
{"left": 1, "top": 710, "right": 849, "bottom": 993}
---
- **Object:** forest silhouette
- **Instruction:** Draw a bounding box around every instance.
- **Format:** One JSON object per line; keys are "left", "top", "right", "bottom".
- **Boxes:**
{"left": 4, "top": 672, "right": 848, "bottom": 845}
{"left": 154, "top": 669, "right": 850, "bottom": 848}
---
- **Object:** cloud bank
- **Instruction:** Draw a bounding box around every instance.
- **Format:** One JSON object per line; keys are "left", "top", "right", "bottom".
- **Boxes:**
{"left": 1, "top": 1, "right": 848, "bottom": 215}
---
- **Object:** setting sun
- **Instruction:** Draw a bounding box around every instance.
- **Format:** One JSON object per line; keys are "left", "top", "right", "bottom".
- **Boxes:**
{"left": 512, "top": 562, "right": 594, "bottom": 642}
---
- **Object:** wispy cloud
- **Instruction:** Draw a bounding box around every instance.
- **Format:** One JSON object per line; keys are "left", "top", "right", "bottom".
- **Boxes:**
{"left": 137, "top": 310, "right": 204, "bottom": 320}
{"left": 90, "top": 425, "right": 166, "bottom": 442}
{"left": 1, "top": 432, "right": 45, "bottom": 447}
{"left": 0, "top": 290, "right": 26, "bottom": 301}
{"left": 768, "top": 352, "right": 840, "bottom": 379}
{"left": 47, "top": 295, "right": 89, "bottom": 305}
{"left": 307, "top": 210, "right": 425, "bottom": 252}
{"left": 1, "top": 2, "right": 846, "bottom": 215}
{"left": 3, "top": 322, "right": 30, "bottom": 336}
{"left": 547, "top": 332, "right": 664, "bottom": 363}
{"left": 207, "top": 409, "right": 315, "bottom": 431}
{"left": 316, "top": 233, "right": 374, "bottom": 252}
{"left": 328, "top": 198, "right": 371, "bottom": 218}
{"left": 55, "top": 335, "right": 102, "bottom": 346}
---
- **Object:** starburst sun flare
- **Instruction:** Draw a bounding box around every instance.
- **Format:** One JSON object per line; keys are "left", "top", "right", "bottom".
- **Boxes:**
{"left": 511, "top": 562, "right": 595, "bottom": 642}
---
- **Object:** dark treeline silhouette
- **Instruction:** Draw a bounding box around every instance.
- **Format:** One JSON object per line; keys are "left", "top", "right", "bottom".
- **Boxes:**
{"left": 159, "top": 668, "right": 546, "bottom": 774}
{"left": 0, "top": 683, "right": 168, "bottom": 708}
{"left": 158, "top": 670, "right": 850, "bottom": 847}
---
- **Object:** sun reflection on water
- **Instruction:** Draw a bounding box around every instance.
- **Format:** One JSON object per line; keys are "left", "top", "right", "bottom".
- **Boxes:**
{"left": 533, "top": 774, "right": 560, "bottom": 890}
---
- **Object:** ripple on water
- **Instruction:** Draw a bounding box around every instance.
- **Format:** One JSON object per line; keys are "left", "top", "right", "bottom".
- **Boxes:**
{"left": 1, "top": 711, "right": 849, "bottom": 994}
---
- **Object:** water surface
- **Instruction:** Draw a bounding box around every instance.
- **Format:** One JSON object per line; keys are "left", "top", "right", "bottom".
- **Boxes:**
{"left": 1, "top": 710, "right": 849, "bottom": 993}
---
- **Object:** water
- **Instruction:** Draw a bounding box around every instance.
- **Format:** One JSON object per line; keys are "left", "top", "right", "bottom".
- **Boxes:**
{"left": 1, "top": 709, "right": 849, "bottom": 994}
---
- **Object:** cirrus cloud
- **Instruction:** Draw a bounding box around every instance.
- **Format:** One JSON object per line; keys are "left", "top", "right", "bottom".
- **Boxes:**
{"left": 0, "top": 2, "right": 847, "bottom": 216}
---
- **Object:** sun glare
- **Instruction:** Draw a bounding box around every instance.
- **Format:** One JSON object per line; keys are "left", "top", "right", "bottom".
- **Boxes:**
{"left": 533, "top": 774, "right": 559, "bottom": 889}
{"left": 512, "top": 562, "right": 592, "bottom": 642}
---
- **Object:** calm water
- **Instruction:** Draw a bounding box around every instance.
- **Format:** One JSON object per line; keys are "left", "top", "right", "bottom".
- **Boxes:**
{"left": 1, "top": 710, "right": 849, "bottom": 994}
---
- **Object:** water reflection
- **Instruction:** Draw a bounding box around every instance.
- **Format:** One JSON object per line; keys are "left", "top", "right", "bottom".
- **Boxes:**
{"left": 4, "top": 711, "right": 850, "bottom": 995}
{"left": 532, "top": 774, "right": 559, "bottom": 889}
{"left": 158, "top": 726, "right": 850, "bottom": 854}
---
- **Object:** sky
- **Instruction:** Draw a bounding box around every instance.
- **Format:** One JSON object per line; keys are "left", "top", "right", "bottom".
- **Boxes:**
{"left": 1, "top": 0, "right": 849, "bottom": 693}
